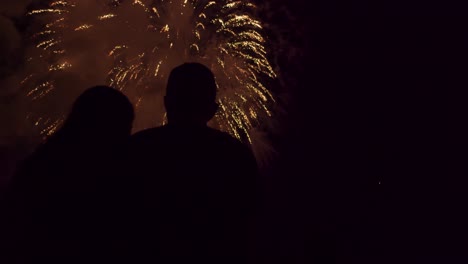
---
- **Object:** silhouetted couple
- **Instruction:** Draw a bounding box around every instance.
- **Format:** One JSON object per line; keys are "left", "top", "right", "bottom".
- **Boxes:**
{"left": 3, "top": 63, "right": 258, "bottom": 264}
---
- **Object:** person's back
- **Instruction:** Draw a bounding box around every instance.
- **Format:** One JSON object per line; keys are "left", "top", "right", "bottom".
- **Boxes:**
{"left": 131, "top": 63, "right": 258, "bottom": 263}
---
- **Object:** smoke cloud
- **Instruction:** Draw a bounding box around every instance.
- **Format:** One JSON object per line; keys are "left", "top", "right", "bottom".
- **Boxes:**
{"left": 0, "top": 0, "right": 36, "bottom": 186}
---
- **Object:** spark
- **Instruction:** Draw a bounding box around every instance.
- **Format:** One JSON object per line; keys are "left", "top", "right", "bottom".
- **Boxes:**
{"left": 28, "top": 9, "right": 67, "bottom": 15}
{"left": 152, "top": 7, "right": 161, "bottom": 18}
{"left": 50, "top": 1, "right": 68, "bottom": 7}
{"left": 161, "top": 24, "right": 170, "bottom": 33}
{"left": 27, "top": 82, "right": 55, "bottom": 101}
{"left": 49, "top": 62, "right": 72, "bottom": 72}
{"left": 74, "top": 24, "right": 93, "bottom": 31}
{"left": 99, "top": 14, "right": 116, "bottom": 20}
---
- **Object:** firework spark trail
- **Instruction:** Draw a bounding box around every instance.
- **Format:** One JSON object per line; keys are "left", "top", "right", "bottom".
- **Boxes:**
{"left": 23, "top": 0, "right": 276, "bottom": 146}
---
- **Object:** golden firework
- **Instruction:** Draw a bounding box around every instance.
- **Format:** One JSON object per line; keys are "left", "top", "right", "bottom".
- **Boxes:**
{"left": 23, "top": 0, "right": 276, "bottom": 145}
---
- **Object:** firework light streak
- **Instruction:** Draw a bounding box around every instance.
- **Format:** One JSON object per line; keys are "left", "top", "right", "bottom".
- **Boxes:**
{"left": 22, "top": 0, "right": 277, "bottom": 145}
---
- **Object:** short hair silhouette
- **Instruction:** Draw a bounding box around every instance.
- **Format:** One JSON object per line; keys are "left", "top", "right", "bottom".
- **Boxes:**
{"left": 62, "top": 85, "right": 134, "bottom": 139}
{"left": 130, "top": 64, "right": 258, "bottom": 262}
{"left": 164, "top": 63, "right": 218, "bottom": 125}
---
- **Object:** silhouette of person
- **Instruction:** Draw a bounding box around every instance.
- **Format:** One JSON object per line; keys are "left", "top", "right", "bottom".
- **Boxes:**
{"left": 130, "top": 63, "right": 259, "bottom": 264}
{"left": 3, "top": 86, "right": 135, "bottom": 263}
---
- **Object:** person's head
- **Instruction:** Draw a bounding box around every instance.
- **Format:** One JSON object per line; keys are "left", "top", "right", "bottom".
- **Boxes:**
{"left": 61, "top": 86, "right": 134, "bottom": 142}
{"left": 164, "top": 63, "right": 218, "bottom": 125}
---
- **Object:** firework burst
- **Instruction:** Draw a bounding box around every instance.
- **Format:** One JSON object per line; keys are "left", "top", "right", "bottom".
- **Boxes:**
{"left": 22, "top": 0, "right": 276, "bottom": 147}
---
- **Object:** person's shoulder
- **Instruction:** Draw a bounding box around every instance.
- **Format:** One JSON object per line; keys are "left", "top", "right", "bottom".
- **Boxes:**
{"left": 207, "top": 127, "right": 242, "bottom": 145}
{"left": 131, "top": 126, "right": 169, "bottom": 143}
{"left": 208, "top": 128, "right": 259, "bottom": 175}
{"left": 207, "top": 128, "right": 254, "bottom": 155}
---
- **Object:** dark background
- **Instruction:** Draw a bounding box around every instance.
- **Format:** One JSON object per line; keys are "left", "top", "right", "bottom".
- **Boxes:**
{"left": 260, "top": 0, "right": 468, "bottom": 263}
{"left": 2, "top": 0, "right": 468, "bottom": 263}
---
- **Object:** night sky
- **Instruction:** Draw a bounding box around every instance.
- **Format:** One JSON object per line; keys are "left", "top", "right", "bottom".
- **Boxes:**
{"left": 2, "top": 0, "right": 468, "bottom": 263}
{"left": 262, "top": 0, "right": 468, "bottom": 263}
